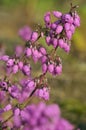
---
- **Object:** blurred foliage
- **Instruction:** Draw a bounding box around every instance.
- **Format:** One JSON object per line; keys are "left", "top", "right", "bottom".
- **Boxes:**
{"left": 0, "top": 0, "right": 26, "bottom": 6}
{"left": 0, "top": 0, "right": 86, "bottom": 130}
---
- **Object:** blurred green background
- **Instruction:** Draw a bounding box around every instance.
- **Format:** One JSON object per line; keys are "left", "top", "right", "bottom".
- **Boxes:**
{"left": 0, "top": 0, "right": 86, "bottom": 129}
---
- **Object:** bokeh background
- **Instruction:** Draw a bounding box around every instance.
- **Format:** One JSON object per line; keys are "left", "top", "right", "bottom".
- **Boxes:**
{"left": 0, "top": 0, "right": 86, "bottom": 129}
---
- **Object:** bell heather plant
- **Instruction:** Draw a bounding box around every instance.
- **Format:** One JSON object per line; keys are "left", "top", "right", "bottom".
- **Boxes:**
{"left": 0, "top": 4, "right": 80, "bottom": 130}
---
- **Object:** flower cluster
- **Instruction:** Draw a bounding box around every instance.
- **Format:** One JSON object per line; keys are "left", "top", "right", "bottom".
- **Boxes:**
{"left": 0, "top": 102, "right": 74, "bottom": 130}
{"left": 19, "top": 26, "right": 32, "bottom": 41}
{"left": 44, "top": 10, "right": 80, "bottom": 52}
{"left": 13, "top": 102, "right": 74, "bottom": 130}
{"left": 24, "top": 44, "right": 62, "bottom": 76}
{"left": 0, "top": 5, "right": 80, "bottom": 130}
{"left": 0, "top": 77, "right": 49, "bottom": 103}
{"left": 0, "top": 55, "right": 31, "bottom": 75}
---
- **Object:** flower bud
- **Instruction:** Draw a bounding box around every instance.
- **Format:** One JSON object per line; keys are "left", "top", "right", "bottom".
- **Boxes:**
{"left": 36, "top": 87, "right": 49, "bottom": 100}
{"left": 45, "top": 36, "right": 51, "bottom": 46}
{"left": 58, "top": 39, "right": 64, "bottom": 48}
{"left": 64, "top": 23, "right": 70, "bottom": 31}
{"left": 66, "top": 30, "right": 72, "bottom": 40}
{"left": 1, "top": 55, "right": 9, "bottom": 61}
{"left": 25, "top": 47, "right": 32, "bottom": 57}
{"left": 39, "top": 47, "right": 47, "bottom": 55}
{"left": 19, "top": 26, "right": 32, "bottom": 41}
{"left": 41, "top": 55, "right": 47, "bottom": 64}
{"left": 4, "top": 104, "right": 12, "bottom": 112}
{"left": 0, "top": 81, "right": 8, "bottom": 90}
{"left": 42, "top": 63, "right": 48, "bottom": 73}
{"left": 15, "top": 45, "right": 23, "bottom": 57}
{"left": 74, "top": 17, "right": 80, "bottom": 27}
{"left": 22, "top": 65, "right": 31, "bottom": 76}
{"left": 52, "top": 38, "right": 58, "bottom": 48}
{"left": 27, "top": 80, "right": 35, "bottom": 91}
{"left": 51, "top": 23, "right": 57, "bottom": 30}
{"left": 6, "top": 59, "right": 14, "bottom": 67}
{"left": 56, "top": 25, "right": 63, "bottom": 34}
{"left": 48, "top": 64, "right": 54, "bottom": 73}
{"left": 53, "top": 11, "right": 62, "bottom": 18}
{"left": 18, "top": 61, "right": 23, "bottom": 70}
{"left": 30, "top": 32, "right": 38, "bottom": 43}
{"left": 13, "top": 65, "right": 19, "bottom": 74}
{"left": 63, "top": 43, "right": 70, "bottom": 53}
{"left": 70, "top": 24, "right": 75, "bottom": 34}
{"left": 44, "top": 12, "right": 51, "bottom": 23}
{"left": 55, "top": 64, "right": 62, "bottom": 75}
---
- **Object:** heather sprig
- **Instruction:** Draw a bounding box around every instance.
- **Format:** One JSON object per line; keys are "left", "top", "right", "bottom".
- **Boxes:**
{"left": 0, "top": 4, "right": 80, "bottom": 130}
